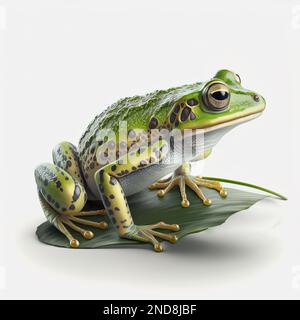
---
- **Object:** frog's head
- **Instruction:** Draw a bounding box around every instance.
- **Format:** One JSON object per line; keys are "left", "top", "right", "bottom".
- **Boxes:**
{"left": 167, "top": 69, "right": 266, "bottom": 131}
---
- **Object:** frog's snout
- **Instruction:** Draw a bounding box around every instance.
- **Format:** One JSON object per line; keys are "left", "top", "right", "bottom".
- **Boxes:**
{"left": 252, "top": 93, "right": 266, "bottom": 112}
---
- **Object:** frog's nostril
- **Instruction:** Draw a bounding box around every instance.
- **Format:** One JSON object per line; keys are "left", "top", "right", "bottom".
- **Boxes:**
{"left": 253, "top": 94, "right": 260, "bottom": 102}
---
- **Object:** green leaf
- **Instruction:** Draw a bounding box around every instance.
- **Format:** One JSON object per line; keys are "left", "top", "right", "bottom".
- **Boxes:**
{"left": 36, "top": 187, "right": 267, "bottom": 249}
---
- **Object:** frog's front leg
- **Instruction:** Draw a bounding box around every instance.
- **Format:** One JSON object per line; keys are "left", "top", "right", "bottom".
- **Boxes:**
{"left": 95, "top": 141, "right": 180, "bottom": 252}
{"left": 149, "top": 162, "right": 227, "bottom": 208}
{"left": 35, "top": 142, "right": 108, "bottom": 248}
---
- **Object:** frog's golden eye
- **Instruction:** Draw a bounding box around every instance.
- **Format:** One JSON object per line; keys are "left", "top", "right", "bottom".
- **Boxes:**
{"left": 203, "top": 83, "right": 230, "bottom": 111}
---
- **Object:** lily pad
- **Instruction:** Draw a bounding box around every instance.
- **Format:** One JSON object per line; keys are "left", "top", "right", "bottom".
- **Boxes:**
{"left": 36, "top": 187, "right": 267, "bottom": 249}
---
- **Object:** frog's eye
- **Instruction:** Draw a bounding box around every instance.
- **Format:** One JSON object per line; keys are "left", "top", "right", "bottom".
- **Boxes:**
{"left": 203, "top": 83, "right": 230, "bottom": 111}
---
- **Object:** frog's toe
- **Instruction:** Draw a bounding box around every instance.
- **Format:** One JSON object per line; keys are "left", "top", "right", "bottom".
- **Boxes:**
{"left": 194, "top": 176, "right": 228, "bottom": 198}
{"left": 70, "top": 239, "right": 80, "bottom": 248}
{"left": 53, "top": 213, "right": 108, "bottom": 248}
{"left": 148, "top": 176, "right": 172, "bottom": 190}
{"left": 149, "top": 173, "right": 229, "bottom": 207}
{"left": 123, "top": 221, "right": 180, "bottom": 252}
{"left": 61, "top": 217, "right": 95, "bottom": 241}
{"left": 184, "top": 176, "right": 212, "bottom": 205}
{"left": 54, "top": 216, "right": 83, "bottom": 248}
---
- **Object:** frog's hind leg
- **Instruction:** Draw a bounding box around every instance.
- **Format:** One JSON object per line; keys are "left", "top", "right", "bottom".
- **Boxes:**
{"left": 35, "top": 163, "right": 108, "bottom": 248}
{"left": 35, "top": 142, "right": 108, "bottom": 248}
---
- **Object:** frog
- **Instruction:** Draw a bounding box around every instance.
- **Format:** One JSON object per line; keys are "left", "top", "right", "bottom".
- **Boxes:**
{"left": 34, "top": 69, "right": 266, "bottom": 252}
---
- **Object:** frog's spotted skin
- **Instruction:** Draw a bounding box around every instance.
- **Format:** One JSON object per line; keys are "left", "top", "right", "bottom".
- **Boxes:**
{"left": 35, "top": 70, "right": 266, "bottom": 251}
{"left": 95, "top": 139, "right": 168, "bottom": 231}
{"left": 35, "top": 143, "right": 108, "bottom": 247}
{"left": 52, "top": 142, "right": 85, "bottom": 185}
{"left": 164, "top": 97, "right": 200, "bottom": 129}
{"left": 35, "top": 163, "right": 86, "bottom": 214}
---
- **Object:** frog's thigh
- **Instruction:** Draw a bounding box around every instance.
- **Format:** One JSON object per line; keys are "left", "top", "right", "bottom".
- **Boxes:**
{"left": 35, "top": 163, "right": 107, "bottom": 247}
{"left": 35, "top": 163, "right": 87, "bottom": 215}
{"left": 52, "top": 141, "right": 85, "bottom": 185}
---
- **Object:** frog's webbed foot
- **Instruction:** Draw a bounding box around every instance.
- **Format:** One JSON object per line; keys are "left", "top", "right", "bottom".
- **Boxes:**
{"left": 123, "top": 222, "right": 180, "bottom": 252}
{"left": 149, "top": 165, "right": 227, "bottom": 208}
{"left": 58, "top": 210, "right": 108, "bottom": 248}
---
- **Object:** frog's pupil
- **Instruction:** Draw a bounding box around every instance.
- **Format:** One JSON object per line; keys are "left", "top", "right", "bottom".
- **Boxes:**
{"left": 211, "top": 91, "right": 228, "bottom": 101}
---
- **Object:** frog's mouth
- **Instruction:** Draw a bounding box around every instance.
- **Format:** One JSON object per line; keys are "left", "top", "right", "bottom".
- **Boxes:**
{"left": 203, "top": 111, "right": 263, "bottom": 133}
{"left": 183, "top": 111, "right": 264, "bottom": 156}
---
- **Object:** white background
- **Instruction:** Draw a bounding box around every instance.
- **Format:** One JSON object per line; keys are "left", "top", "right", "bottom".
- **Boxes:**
{"left": 0, "top": 0, "right": 299, "bottom": 299}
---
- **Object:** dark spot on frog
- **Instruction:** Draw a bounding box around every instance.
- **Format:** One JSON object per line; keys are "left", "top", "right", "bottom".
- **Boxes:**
{"left": 174, "top": 104, "right": 180, "bottom": 113}
{"left": 149, "top": 117, "right": 158, "bottom": 129}
{"left": 109, "top": 194, "right": 115, "bottom": 199}
{"left": 103, "top": 196, "right": 111, "bottom": 207}
{"left": 111, "top": 164, "right": 117, "bottom": 171}
{"left": 99, "top": 170, "right": 104, "bottom": 182}
{"left": 90, "top": 145, "right": 96, "bottom": 154}
{"left": 140, "top": 160, "right": 147, "bottom": 167}
{"left": 170, "top": 113, "right": 176, "bottom": 123}
{"left": 69, "top": 204, "right": 75, "bottom": 210}
{"left": 56, "top": 181, "right": 62, "bottom": 188}
{"left": 110, "top": 176, "right": 117, "bottom": 185}
{"left": 150, "top": 156, "right": 156, "bottom": 163}
{"left": 180, "top": 107, "right": 191, "bottom": 122}
{"left": 66, "top": 160, "right": 72, "bottom": 168}
{"left": 187, "top": 98, "right": 199, "bottom": 106}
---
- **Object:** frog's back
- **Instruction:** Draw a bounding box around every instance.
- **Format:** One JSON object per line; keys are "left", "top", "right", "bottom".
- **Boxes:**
{"left": 78, "top": 82, "right": 202, "bottom": 152}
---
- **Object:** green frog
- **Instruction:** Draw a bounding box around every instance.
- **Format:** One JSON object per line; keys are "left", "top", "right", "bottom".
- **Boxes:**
{"left": 34, "top": 69, "right": 266, "bottom": 252}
